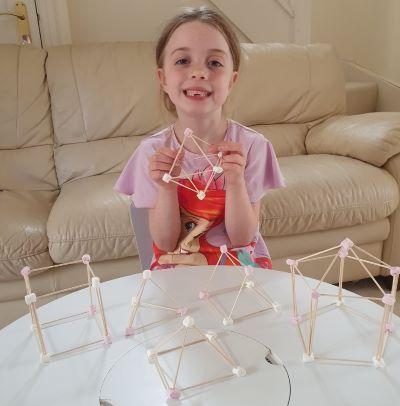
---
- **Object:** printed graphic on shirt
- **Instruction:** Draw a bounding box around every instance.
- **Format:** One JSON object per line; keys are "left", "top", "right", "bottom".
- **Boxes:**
{"left": 151, "top": 165, "right": 272, "bottom": 270}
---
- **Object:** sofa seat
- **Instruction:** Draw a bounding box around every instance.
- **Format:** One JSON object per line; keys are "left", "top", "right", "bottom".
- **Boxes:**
{"left": 47, "top": 173, "right": 136, "bottom": 263}
{"left": 260, "top": 154, "right": 399, "bottom": 236}
{"left": 0, "top": 190, "right": 58, "bottom": 280}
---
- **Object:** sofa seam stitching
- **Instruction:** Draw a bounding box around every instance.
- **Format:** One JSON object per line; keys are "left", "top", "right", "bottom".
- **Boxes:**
{"left": 48, "top": 233, "right": 134, "bottom": 244}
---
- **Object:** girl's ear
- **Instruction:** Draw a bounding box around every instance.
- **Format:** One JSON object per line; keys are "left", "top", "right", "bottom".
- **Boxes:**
{"left": 229, "top": 71, "right": 238, "bottom": 90}
{"left": 157, "top": 68, "right": 167, "bottom": 90}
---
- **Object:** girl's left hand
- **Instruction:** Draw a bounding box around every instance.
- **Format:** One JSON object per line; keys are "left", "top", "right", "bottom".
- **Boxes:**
{"left": 208, "top": 141, "right": 246, "bottom": 187}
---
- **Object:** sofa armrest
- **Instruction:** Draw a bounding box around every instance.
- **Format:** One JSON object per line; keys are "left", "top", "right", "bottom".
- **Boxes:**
{"left": 383, "top": 154, "right": 400, "bottom": 268}
{"left": 306, "top": 112, "right": 400, "bottom": 167}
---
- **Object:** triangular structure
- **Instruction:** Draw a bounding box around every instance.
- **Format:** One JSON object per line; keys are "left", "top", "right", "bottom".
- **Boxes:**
{"left": 198, "top": 245, "right": 280, "bottom": 326}
{"left": 125, "top": 270, "right": 187, "bottom": 336}
{"left": 146, "top": 315, "right": 246, "bottom": 401}
{"left": 288, "top": 237, "right": 400, "bottom": 367}
{"left": 162, "top": 128, "right": 223, "bottom": 200}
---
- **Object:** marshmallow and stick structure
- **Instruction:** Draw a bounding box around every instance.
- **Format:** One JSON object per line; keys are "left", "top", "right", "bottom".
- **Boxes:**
{"left": 20, "top": 254, "right": 111, "bottom": 363}
{"left": 198, "top": 245, "right": 280, "bottom": 326}
{"left": 125, "top": 270, "right": 187, "bottom": 337}
{"left": 287, "top": 237, "right": 399, "bottom": 367}
{"left": 162, "top": 127, "right": 223, "bottom": 200}
{"left": 147, "top": 315, "right": 246, "bottom": 401}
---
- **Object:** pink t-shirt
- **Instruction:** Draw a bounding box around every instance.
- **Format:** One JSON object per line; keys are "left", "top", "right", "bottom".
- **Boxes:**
{"left": 115, "top": 119, "right": 285, "bottom": 269}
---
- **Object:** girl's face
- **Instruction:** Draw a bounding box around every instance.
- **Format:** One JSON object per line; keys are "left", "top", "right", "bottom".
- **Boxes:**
{"left": 157, "top": 21, "right": 238, "bottom": 119}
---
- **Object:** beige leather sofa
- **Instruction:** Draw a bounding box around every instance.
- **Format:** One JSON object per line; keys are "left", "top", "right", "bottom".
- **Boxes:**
{"left": 1, "top": 42, "right": 400, "bottom": 328}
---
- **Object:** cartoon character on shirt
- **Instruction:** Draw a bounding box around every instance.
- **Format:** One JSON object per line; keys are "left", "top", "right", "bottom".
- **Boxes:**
{"left": 151, "top": 166, "right": 271, "bottom": 269}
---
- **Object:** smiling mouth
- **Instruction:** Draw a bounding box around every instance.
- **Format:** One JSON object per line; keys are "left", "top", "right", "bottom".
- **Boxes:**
{"left": 183, "top": 89, "right": 212, "bottom": 97}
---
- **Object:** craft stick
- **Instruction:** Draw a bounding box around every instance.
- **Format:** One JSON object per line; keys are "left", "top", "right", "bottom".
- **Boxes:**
{"left": 154, "top": 326, "right": 185, "bottom": 352}
{"left": 168, "top": 178, "right": 198, "bottom": 193}
{"left": 28, "top": 259, "right": 83, "bottom": 273}
{"left": 342, "top": 305, "right": 378, "bottom": 324}
{"left": 87, "top": 269, "right": 93, "bottom": 307}
{"left": 314, "top": 356, "right": 372, "bottom": 365}
{"left": 190, "top": 133, "right": 213, "bottom": 146}
{"left": 134, "top": 314, "right": 178, "bottom": 332}
{"left": 234, "top": 308, "right": 272, "bottom": 323}
{"left": 207, "top": 285, "right": 243, "bottom": 297}
{"left": 37, "top": 283, "right": 89, "bottom": 299}
{"left": 316, "top": 253, "right": 339, "bottom": 289}
{"left": 346, "top": 256, "right": 391, "bottom": 270}
{"left": 87, "top": 264, "right": 96, "bottom": 278}
{"left": 188, "top": 135, "right": 215, "bottom": 167}
{"left": 154, "top": 359, "right": 170, "bottom": 390}
{"left": 228, "top": 276, "right": 248, "bottom": 318}
{"left": 95, "top": 288, "right": 109, "bottom": 337}
{"left": 251, "top": 286, "right": 275, "bottom": 307}
{"left": 140, "top": 302, "right": 179, "bottom": 312}
{"left": 298, "top": 302, "right": 336, "bottom": 322}
{"left": 353, "top": 245, "right": 392, "bottom": 268}
{"left": 297, "top": 245, "right": 341, "bottom": 262}
{"left": 299, "top": 254, "right": 337, "bottom": 263}
{"left": 40, "top": 310, "right": 89, "bottom": 328}
{"left": 127, "top": 280, "right": 146, "bottom": 327}
{"left": 31, "top": 304, "right": 47, "bottom": 356}
{"left": 290, "top": 266, "right": 300, "bottom": 318}
{"left": 350, "top": 248, "right": 385, "bottom": 295}
{"left": 169, "top": 134, "right": 188, "bottom": 175}
{"left": 206, "top": 253, "right": 224, "bottom": 284}
{"left": 338, "top": 257, "right": 344, "bottom": 301}
{"left": 203, "top": 169, "right": 216, "bottom": 194}
{"left": 391, "top": 274, "right": 399, "bottom": 295}
{"left": 171, "top": 168, "right": 215, "bottom": 179}
{"left": 173, "top": 327, "right": 189, "bottom": 388}
{"left": 319, "top": 293, "right": 382, "bottom": 301}
{"left": 295, "top": 324, "right": 308, "bottom": 353}
{"left": 225, "top": 251, "right": 243, "bottom": 266}
{"left": 181, "top": 373, "right": 234, "bottom": 392}
{"left": 157, "top": 338, "right": 206, "bottom": 356}
{"left": 50, "top": 338, "right": 104, "bottom": 358}
{"left": 293, "top": 265, "right": 313, "bottom": 291}
{"left": 149, "top": 279, "right": 180, "bottom": 307}
{"left": 252, "top": 284, "right": 275, "bottom": 304}
{"left": 307, "top": 297, "right": 318, "bottom": 355}
{"left": 192, "top": 152, "right": 220, "bottom": 160}
{"left": 193, "top": 326, "right": 235, "bottom": 366}
{"left": 22, "top": 273, "right": 32, "bottom": 295}
{"left": 207, "top": 297, "right": 228, "bottom": 318}
{"left": 179, "top": 166, "right": 199, "bottom": 192}
{"left": 375, "top": 304, "right": 391, "bottom": 360}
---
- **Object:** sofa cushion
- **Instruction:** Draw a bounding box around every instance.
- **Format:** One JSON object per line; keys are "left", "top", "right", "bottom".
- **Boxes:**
{"left": 0, "top": 190, "right": 58, "bottom": 280}
{"left": 0, "top": 45, "right": 58, "bottom": 191}
{"left": 260, "top": 155, "right": 399, "bottom": 236}
{"left": 47, "top": 173, "right": 136, "bottom": 263}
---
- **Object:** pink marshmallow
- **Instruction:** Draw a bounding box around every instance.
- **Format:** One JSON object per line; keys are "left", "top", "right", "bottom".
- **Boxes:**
{"left": 125, "top": 326, "right": 135, "bottom": 337}
{"left": 286, "top": 259, "right": 298, "bottom": 266}
{"left": 20, "top": 266, "right": 31, "bottom": 277}
{"left": 82, "top": 254, "right": 91, "bottom": 265}
{"left": 311, "top": 290, "right": 320, "bottom": 300}
{"left": 103, "top": 334, "right": 112, "bottom": 345}
{"left": 167, "top": 388, "right": 181, "bottom": 400}
{"left": 291, "top": 315, "right": 302, "bottom": 325}
{"left": 198, "top": 290, "right": 209, "bottom": 300}
{"left": 88, "top": 305, "right": 96, "bottom": 315}
{"left": 176, "top": 307, "right": 187, "bottom": 316}
{"left": 382, "top": 294, "right": 396, "bottom": 306}
{"left": 219, "top": 245, "right": 228, "bottom": 254}
{"left": 390, "top": 266, "right": 400, "bottom": 277}
{"left": 385, "top": 323, "right": 395, "bottom": 333}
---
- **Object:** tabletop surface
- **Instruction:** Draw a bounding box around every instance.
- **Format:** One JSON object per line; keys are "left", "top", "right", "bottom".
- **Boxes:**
{"left": 1, "top": 266, "right": 399, "bottom": 406}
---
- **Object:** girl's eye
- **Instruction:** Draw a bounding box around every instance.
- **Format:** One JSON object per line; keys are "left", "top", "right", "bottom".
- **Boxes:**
{"left": 176, "top": 58, "right": 189, "bottom": 65}
{"left": 208, "top": 60, "right": 223, "bottom": 68}
{"left": 185, "top": 221, "right": 196, "bottom": 232}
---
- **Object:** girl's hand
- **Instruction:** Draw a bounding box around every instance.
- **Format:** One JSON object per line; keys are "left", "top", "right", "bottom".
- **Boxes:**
{"left": 209, "top": 141, "right": 246, "bottom": 187}
{"left": 149, "top": 148, "right": 183, "bottom": 188}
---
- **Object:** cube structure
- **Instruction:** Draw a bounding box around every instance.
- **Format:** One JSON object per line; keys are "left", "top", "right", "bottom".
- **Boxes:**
{"left": 21, "top": 254, "right": 111, "bottom": 362}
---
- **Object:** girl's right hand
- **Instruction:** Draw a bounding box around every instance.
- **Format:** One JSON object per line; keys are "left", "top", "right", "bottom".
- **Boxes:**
{"left": 149, "top": 148, "right": 183, "bottom": 188}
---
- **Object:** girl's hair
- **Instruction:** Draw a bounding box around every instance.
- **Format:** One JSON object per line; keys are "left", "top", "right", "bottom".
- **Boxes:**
{"left": 156, "top": 6, "right": 241, "bottom": 114}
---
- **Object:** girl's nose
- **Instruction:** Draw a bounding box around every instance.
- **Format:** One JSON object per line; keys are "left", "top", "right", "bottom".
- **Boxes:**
{"left": 191, "top": 69, "right": 207, "bottom": 80}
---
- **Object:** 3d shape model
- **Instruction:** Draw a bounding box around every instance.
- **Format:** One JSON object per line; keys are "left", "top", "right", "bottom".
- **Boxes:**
{"left": 21, "top": 254, "right": 111, "bottom": 362}
{"left": 288, "top": 238, "right": 399, "bottom": 367}
{"left": 198, "top": 245, "right": 280, "bottom": 326}
{"left": 125, "top": 269, "right": 187, "bottom": 337}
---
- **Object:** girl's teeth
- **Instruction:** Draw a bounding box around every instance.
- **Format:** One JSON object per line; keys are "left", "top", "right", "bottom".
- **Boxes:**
{"left": 186, "top": 90, "right": 208, "bottom": 97}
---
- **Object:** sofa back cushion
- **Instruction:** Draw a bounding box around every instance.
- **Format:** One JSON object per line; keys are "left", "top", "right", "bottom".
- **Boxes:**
{"left": 0, "top": 45, "right": 58, "bottom": 191}
{"left": 46, "top": 42, "right": 345, "bottom": 184}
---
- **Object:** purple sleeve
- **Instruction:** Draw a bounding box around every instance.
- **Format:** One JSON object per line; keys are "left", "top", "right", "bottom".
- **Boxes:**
{"left": 245, "top": 136, "right": 285, "bottom": 202}
{"left": 114, "top": 142, "right": 158, "bottom": 208}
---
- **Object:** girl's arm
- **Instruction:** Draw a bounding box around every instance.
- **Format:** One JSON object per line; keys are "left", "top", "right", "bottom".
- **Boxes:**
{"left": 210, "top": 141, "right": 260, "bottom": 247}
{"left": 148, "top": 148, "right": 182, "bottom": 252}
{"left": 225, "top": 182, "right": 260, "bottom": 246}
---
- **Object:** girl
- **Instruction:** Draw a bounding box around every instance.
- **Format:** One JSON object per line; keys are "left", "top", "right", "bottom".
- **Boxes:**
{"left": 115, "top": 7, "right": 284, "bottom": 270}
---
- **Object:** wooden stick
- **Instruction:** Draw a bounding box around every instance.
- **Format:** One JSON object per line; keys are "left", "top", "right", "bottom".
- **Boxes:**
{"left": 168, "top": 178, "right": 198, "bottom": 193}
{"left": 233, "top": 307, "right": 273, "bottom": 323}
{"left": 346, "top": 256, "right": 391, "bottom": 270}
{"left": 207, "top": 285, "right": 242, "bottom": 297}
{"left": 158, "top": 338, "right": 206, "bottom": 356}
{"left": 319, "top": 293, "right": 382, "bottom": 301}
{"left": 316, "top": 253, "right": 339, "bottom": 290}
{"left": 338, "top": 257, "right": 344, "bottom": 302}
{"left": 95, "top": 287, "right": 109, "bottom": 337}
{"left": 127, "top": 279, "right": 146, "bottom": 328}
{"left": 87, "top": 269, "right": 93, "bottom": 307}
{"left": 169, "top": 133, "right": 188, "bottom": 175}
{"left": 189, "top": 135, "right": 215, "bottom": 168}
{"left": 228, "top": 275, "right": 248, "bottom": 318}
{"left": 150, "top": 279, "right": 180, "bottom": 307}
{"left": 350, "top": 248, "right": 385, "bottom": 295}
{"left": 154, "top": 326, "right": 185, "bottom": 352}
{"left": 342, "top": 304, "right": 378, "bottom": 324}
{"left": 28, "top": 259, "right": 83, "bottom": 274}
{"left": 154, "top": 358, "right": 170, "bottom": 390}
{"left": 30, "top": 304, "right": 47, "bottom": 356}
{"left": 87, "top": 263, "right": 96, "bottom": 278}
{"left": 297, "top": 245, "right": 341, "bottom": 262}
{"left": 353, "top": 245, "right": 392, "bottom": 268}
{"left": 207, "top": 297, "right": 228, "bottom": 318}
{"left": 50, "top": 338, "right": 104, "bottom": 358}
{"left": 140, "top": 302, "right": 179, "bottom": 312}
{"left": 134, "top": 314, "right": 178, "bottom": 332}
{"left": 37, "top": 283, "right": 89, "bottom": 300}
{"left": 172, "top": 327, "right": 189, "bottom": 388}
{"left": 181, "top": 373, "right": 234, "bottom": 392}
{"left": 314, "top": 356, "right": 372, "bottom": 365}
{"left": 293, "top": 265, "right": 313, "bottom": 291}
{"left": 300, "top": 254, "right": 337, "bottom": 263}
{"left": 40, "top": 310, "right": 89, "bottom": 328}
{"left": 251, "top": 286, "right": 275, "bottom": 306}
{"left": 179, "top": 166, "right": 199, "bottom": 192}
{"left": 295, "top": 324, "right": 308, "bottom": 353}
{"left": 190, "top": 133, "right": 213, "bottom": 146}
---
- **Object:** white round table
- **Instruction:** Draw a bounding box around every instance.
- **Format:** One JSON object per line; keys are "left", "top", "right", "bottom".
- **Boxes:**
{"left": 1, "top": 266, "right": 399, "bottom": 406}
